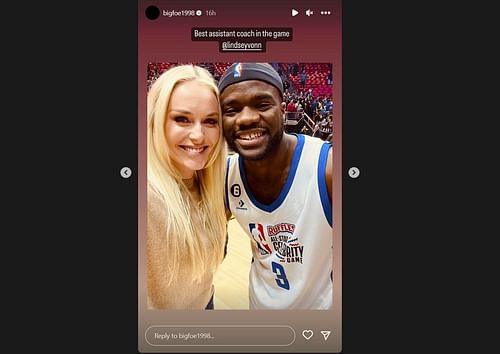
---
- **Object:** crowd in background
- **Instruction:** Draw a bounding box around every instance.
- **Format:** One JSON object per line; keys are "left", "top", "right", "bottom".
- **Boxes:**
{"left": 147, "top": 62, "right": 334, "bottom": 142}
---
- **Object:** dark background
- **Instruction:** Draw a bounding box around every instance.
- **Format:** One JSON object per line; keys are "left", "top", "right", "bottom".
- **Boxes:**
{"left": 4, "top": 0, "right": 491, "bottom": 353}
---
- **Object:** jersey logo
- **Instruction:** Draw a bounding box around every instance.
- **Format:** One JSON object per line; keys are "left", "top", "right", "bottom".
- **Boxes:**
{"left": 267, "top": 223, "right": 304, "bottom": 264}
{"left": 249, "top": 223, "right": 272, "bottom": 255}
{"left": 236, "top": 199, "right": 247, "bottom": 210}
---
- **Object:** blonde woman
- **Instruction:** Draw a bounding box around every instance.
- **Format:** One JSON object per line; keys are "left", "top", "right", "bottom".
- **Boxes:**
{"left": 147, "top": 64, "right": 227, "bottom": 309}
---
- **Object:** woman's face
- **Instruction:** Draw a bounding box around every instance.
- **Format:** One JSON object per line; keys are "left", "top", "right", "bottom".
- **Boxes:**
{"left": 165, "top": 80, "right": 220, "bottom": 179}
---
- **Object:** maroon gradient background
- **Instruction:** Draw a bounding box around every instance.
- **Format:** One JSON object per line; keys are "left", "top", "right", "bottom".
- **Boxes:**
{"left": 138, "top": 1, "right": 341, "bottom": 352}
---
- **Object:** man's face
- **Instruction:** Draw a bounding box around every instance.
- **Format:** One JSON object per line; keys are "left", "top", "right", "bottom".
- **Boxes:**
{"left": 220, "top": 80, "right": 285, "bottom": 160}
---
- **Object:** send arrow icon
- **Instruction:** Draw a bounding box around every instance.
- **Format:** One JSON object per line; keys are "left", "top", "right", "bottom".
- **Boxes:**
{"left": 321, "top": 330, "right": 331, "bottom": 341}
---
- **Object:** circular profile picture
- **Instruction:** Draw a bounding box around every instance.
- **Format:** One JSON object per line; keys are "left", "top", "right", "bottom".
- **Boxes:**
{"left": 145, "top": 6, "right": 160, "bottom": 20}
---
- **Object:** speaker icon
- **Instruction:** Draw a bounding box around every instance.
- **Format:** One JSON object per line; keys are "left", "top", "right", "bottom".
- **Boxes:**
{"left": 306, "top": 9, "right": 314, "bottom": 16}
{"left": 291, "top": 9, "right": 299, "bottom": 17}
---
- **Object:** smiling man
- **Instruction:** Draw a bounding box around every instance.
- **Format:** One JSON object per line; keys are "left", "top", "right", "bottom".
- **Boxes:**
{"left": 219, "top": 63, "right": 333, "bottom": 309}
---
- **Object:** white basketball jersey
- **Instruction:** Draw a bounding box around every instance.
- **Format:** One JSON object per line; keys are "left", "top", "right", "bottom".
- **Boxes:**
{"left": 225, "top": 134, "right": 333, "bottom": 309}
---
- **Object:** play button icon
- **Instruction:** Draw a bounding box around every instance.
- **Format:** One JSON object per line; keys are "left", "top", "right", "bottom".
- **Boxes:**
{"left": 291, "top": 9, "right": 298, "bottom": 16}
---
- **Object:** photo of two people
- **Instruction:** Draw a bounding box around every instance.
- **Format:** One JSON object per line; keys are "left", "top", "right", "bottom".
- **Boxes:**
{"left": 146, "top": 62, "right": 334, "bottom": 310}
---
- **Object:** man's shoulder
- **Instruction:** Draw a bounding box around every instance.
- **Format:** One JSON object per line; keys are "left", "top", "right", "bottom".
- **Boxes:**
{"left": 300, "top": 133, "right": 331, "bottom": 146}
{"left": 225, "top": 153, "right": 240, "bottom": 178}
{"left": 226, "top": 151, "right": 239, "bottom": 165}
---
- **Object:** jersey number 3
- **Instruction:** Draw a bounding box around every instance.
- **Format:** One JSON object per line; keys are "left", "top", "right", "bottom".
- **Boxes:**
{"left": 272, "top": 261, "right": 290, "bottom": 290}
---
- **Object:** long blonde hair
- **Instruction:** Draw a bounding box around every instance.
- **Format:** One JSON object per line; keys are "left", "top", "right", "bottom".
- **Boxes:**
{"left": 147, "top": 64, "right": 227, "bottom": 285}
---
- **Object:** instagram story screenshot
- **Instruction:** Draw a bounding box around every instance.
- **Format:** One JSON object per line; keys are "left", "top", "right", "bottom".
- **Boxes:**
{"left": 138, "top": 1, "right": 341, "bottom": 352}
{"left": 12, "top": 1, "right": 488, "bottom": 354}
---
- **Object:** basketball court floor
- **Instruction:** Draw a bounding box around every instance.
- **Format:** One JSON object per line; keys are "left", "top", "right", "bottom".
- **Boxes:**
{"left": 213, "top": 218, "right": 253, "bottom": 309}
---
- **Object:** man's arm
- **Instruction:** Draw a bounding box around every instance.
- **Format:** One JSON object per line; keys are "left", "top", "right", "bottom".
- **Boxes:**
{"left": 325, "top": 146, "right": 332, "bottom": 205}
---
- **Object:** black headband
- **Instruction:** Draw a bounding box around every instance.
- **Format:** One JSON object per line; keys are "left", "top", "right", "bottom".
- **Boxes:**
{"left": 218, "top": 63, "right": 284, "bottom": 96}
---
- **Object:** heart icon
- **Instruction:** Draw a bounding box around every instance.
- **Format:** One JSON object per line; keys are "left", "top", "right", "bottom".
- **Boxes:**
{"left": 302, "top": 329, "right": 313, "bottom": 340}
